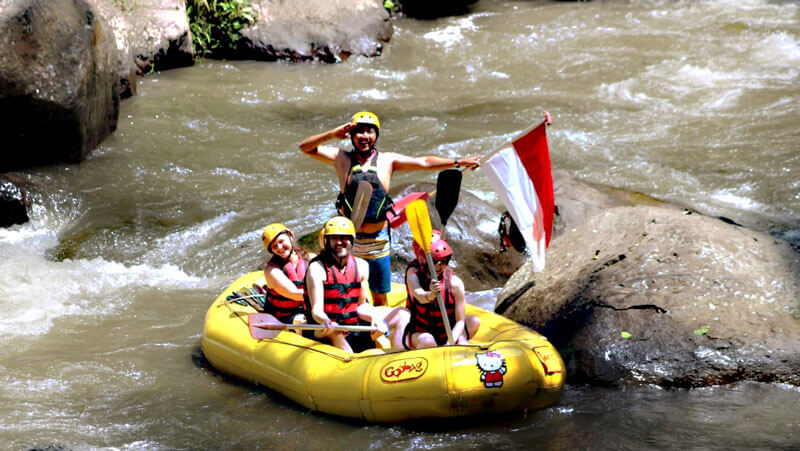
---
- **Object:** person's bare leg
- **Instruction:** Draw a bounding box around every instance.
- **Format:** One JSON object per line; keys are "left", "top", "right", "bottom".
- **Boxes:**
{"left": 372, "top": 291, "right": 388, "bottom": 307}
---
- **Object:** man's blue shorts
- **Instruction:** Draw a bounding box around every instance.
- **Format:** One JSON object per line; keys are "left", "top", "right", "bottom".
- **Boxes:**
{"left": 366, "top": 253, "right": 392, "bottom": 294}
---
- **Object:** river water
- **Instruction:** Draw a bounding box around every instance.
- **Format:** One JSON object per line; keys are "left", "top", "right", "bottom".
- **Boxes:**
{"left": 2, "top": 0, "right": 799, "bottom": 449}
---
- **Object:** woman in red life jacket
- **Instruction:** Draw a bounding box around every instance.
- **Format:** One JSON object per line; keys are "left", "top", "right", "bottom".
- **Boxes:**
{"left": 262, "top": 223, "right": 314, "bottom": 328}
{"left": 403, "top": 231, "right": 480, "bottom": 349}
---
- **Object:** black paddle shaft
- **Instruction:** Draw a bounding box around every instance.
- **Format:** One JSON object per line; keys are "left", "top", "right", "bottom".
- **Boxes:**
{"left": 435, "top": 169, "right": 463, "bottom": 226}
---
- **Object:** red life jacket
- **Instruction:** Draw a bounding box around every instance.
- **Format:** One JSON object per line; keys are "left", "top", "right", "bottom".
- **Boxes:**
{"left": 405, "top": 259, "right": 456, "bottom": 345}
{"left": 265, "top": 253, "right": 307, "bottom": 323}
{"left": 305, "top": 254, "right": 362, "bottom": 327}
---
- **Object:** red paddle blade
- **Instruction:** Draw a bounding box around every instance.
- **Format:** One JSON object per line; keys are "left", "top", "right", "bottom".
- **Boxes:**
{"left": 248, "top": 313, "right": 284, "bottom": 340}
{"left": 387, "top": 192, "right": 430, "bottom": 228}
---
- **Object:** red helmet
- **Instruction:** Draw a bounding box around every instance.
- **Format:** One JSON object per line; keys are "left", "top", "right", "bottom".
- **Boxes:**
{"left": 412, "top": 229, "right": 442, "bottom": 261}
{"left": 430, "top": 239, "right": 452, "bottom": 261}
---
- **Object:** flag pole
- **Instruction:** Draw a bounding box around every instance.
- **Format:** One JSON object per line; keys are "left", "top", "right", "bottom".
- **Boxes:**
{"left": 478, "top": 111, "right": 552, "bottom": 165}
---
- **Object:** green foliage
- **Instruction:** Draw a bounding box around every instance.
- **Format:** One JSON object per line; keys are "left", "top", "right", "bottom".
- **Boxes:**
{"left": 186, "top": 0, "right": 256, "bottom": 57}
{"left": 693, "top": 325, "right": 711, "bottom": 336}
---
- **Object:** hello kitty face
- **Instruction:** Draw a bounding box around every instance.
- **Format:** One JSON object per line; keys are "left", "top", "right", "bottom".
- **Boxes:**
{"left": 476, "top": 351, "right": 504, "bottom": 372}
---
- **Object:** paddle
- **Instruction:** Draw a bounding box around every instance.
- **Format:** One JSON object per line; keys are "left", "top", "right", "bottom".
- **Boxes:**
{"left": 350, "top": 180, "right": 373, "bottom": 230}
{"left": 387, "top": 191, "right": 430, "bottom": 229}
{"left": 248, "top": 313, "right": 379, "bottom": 340}
{"left": 405, "top": 199, "right": 455, "bottom": 345}
{"left": 226, "top": 292, "right": 265, "bottom": 312}
{"left": 387, "top": 169, "right": 462, "bottom": 230}
{"left": 434, "top": 169, "right": 462, "bottom": 239}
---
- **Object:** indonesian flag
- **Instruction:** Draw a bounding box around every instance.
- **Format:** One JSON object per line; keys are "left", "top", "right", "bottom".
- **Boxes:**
{"left": 481, "top": 120, "right": 554, "bottom": 272}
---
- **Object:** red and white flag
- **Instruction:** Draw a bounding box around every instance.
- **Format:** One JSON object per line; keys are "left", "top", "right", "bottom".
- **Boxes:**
{"left": 481, "top": 120, "right": 554, "bottom": 272}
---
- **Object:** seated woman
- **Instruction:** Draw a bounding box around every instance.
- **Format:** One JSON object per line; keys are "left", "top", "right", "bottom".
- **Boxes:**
{"left": 403, "top": 231, "right": 480, "bottom": 349}
{"left": 261, "top": 223, "right": 314, "bottom": 327}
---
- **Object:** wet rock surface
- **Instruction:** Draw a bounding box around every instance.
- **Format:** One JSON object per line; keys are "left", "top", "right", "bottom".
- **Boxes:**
{"left": 497, "top": 205, "right": 800, "bottom": 387}
{"left": 0, "top": 175, "right": 29, "bottom": 227}
{"left": 552, "top": 170, "right": 682, "bottom": 237}
{"left": 240, "top": 0, "right": 392, "bottom": 63}
{"left": 88, "top": 0, "right": 194, "bottom": 98}
{"left": 0, "top": 0, "right": 119, "bottom": 170}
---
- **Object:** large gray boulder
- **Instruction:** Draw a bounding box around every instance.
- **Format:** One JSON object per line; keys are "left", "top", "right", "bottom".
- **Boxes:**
{"left": 497, "top": 206, "right": 800, "bottom": 387}
{"left": 552, "top": 170, "right": 682, "bottom": 238}
{"left": 240, "top": 0, "right": 392, "bottom": 63}
{"left": 88, "top": 0, "right": 193, "bottom": 97}
{"left": 0, "top": 0, "right": 119, "bottom": 170}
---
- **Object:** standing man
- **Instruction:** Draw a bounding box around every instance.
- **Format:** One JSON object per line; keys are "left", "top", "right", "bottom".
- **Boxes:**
{"left": 299, "top": 111, "right": 481, "bottom": 306}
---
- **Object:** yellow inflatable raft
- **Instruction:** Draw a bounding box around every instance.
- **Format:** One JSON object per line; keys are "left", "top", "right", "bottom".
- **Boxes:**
{"left": 201, "top": 271, "right": 564, "bottom": 422}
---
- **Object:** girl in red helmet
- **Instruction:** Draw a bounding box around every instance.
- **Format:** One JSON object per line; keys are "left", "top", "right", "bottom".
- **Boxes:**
{"left": 403, "top": 231, "right": 480, "bottom": 349}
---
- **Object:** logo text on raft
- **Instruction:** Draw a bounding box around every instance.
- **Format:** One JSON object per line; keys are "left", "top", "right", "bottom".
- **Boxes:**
{"left": 380, "top": 357, "right": 428, "bottom": 383}
{"left": 476, "top": 351, "right": 507, "bottom": 388}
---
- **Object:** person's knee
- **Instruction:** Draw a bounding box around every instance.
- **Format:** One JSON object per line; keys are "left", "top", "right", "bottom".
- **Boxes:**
{"left": 467, "top": 316, "right": 480, "bottom": 336}
{"left": 396, "top": 308, "right": 410, "bottom": 326}
{"left": 290, "top": 314, "right": 307, "bottom": 334}
{"left": 416, "top": 334, "right": 436, "bottom": 349}
{"left": 386, "top": 307, "right": 410, "bottom": 327}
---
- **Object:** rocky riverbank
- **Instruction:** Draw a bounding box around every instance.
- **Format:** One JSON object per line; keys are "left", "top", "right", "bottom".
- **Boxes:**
{"left": 496, "top": 203, "right": 800, "bottom": 388}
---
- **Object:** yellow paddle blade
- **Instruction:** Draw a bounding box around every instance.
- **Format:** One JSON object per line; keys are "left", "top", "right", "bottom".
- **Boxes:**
{"left": 406, "top": 199, "right": 433, "bottom": 253}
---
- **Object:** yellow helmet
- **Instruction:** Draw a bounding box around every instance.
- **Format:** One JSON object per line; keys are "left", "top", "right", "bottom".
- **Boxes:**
{"left": 261, "top": 223, "right": 290, "bottom": 252}
{"left": 318, "top": 216, "right": 356, "bottom": 249}
{"left": 351, "top": 111, "right": 380, "bottom": 136}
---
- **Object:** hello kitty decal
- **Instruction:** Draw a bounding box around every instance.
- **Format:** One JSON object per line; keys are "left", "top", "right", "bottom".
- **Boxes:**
{"left": 475, "top": 350, "right": 507, "bottom": 388}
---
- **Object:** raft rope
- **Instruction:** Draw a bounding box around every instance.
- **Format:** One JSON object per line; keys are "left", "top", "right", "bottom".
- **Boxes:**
{"left": 225, "top": 283, "right": 268, "bottom": 312}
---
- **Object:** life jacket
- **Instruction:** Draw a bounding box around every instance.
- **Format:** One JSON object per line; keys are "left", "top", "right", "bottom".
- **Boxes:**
{"left": 305, "top": 253, "right": 374, "bottom": 352}
{"left": 336, "top": 149, "right": 394, "bottom": 224}
{"left": 405, "top": 259, "right": 456, "bottom": 345}
{"left": 264, "top": 253, "right": 307, "bottom": 323}
{"left": 305, "top": 254, "right": 363, "bottom": 327}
